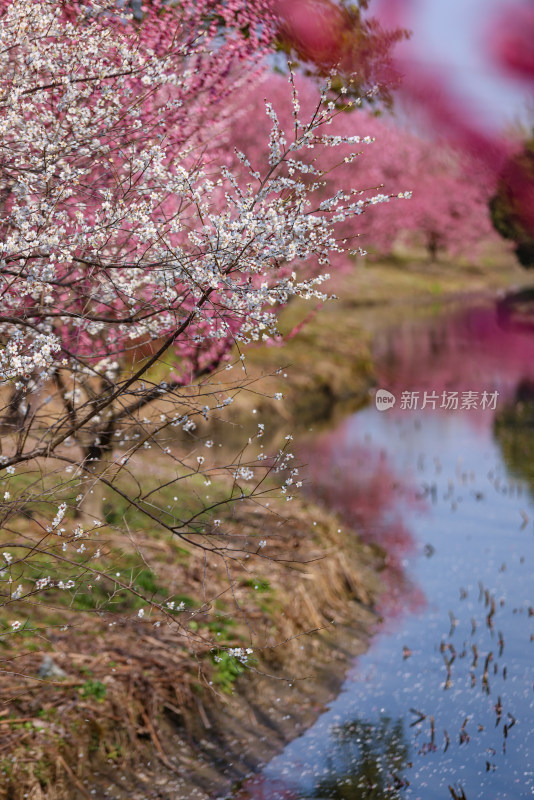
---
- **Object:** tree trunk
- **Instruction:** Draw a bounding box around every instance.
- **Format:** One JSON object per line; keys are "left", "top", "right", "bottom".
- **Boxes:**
{"left": 0, "top": 386, "right": 27, "bottom": 438}
{"left": 427, "top": 231, "right": 440, "bottom": 262}
{"left": 76, "top": 417, "right": 115, "bottom": 524}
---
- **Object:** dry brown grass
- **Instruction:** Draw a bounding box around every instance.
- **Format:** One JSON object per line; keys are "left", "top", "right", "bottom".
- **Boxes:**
{"left": 0, "top": 491, "right": 385, "bottom": 800}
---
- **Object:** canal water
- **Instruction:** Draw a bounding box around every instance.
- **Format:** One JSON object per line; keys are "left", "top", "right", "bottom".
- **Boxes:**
{"left": 236, "top": 301, "right": 534, "bottom": 800}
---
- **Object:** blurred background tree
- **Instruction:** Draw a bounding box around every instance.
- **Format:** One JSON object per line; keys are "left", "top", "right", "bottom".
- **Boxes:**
{"left": 273, "top": 0, "right": 410, "bottom": 108}
{"left": 490, "top": 135, "right": 534, "bottom": 268}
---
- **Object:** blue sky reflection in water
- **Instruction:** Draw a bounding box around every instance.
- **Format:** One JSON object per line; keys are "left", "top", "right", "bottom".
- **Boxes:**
{"left": 235, "top": 304, "right": 534, "bottom": 800}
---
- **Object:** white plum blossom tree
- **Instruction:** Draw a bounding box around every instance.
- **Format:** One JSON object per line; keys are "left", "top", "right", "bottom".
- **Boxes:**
{"left": 0, "top": 0, "right": 397, "bottom": 652}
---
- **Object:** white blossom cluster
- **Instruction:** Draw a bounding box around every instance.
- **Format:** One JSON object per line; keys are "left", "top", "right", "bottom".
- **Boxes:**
{"left": 228, "top": 647, "right": 253, "bottom": 665}
{"left": 46, "top": 502, "right": 67, "bottom": 532}
{"left": 34, "top": 576, "right": 75, "bottom": 591}
{"left": 0, "top": 330, "right": 60, "bottom": 382}
{"left": 213, "top": 647, "right": 253, "bottom": 665}
{"left": 0, "top": 0, "right": 395, "bottom": 396}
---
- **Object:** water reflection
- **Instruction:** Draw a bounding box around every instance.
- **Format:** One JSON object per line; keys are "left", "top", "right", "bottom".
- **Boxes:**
{"left": 234, "top": 302, "right": 534, "bottom": 800}
{"left": 494, "top": 381, "right": 534, "bottom": 488}
{"left": 374, "top": 304, "right": 534, "bottom": 399}
{"left": 299, "top": 431, "right": 426, "bottom": 618}
{"left": 312, "top": 717, "right": 410, "bottom": 799}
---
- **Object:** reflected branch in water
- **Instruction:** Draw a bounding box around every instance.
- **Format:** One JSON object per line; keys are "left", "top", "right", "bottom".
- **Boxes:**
{"left": 311, "top": 716, "right": 411, "bottom": 799}
{"left": 494, "top": 380, "right": 534, "bottom": 490}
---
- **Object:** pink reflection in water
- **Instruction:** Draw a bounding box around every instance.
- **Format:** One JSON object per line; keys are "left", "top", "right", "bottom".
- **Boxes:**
{"left": 234, "top": 774, "right": 300, "bottom": 800}
{"left": 299, "top": 305, "right": 534, "bottom": 621}
{"left": 375, "top": 304, "right": 534, "bottom": 403}
{"left": 299, "top": 429, "right": 426, "bottom": 619}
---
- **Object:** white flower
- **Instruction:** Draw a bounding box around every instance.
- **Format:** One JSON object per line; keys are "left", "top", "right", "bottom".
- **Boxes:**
{"left": 50, "top": 503, "right": 67, "bottom": 530}
{"left": 235, "top": 466, "right": 254, "bottom": 481}
{"left": 228, "top": 647, "right": 253, "bottom": 665}
{"left": 137, "top": 608, "right": 145, "bottom": 618}
{"left": 11, "top": 621, "right": 21, "bottom": 631}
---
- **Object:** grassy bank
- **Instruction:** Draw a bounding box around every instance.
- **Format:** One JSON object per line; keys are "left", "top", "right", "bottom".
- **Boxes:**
{"left": 0, "top": 489, "right": 384, "bottom": 800}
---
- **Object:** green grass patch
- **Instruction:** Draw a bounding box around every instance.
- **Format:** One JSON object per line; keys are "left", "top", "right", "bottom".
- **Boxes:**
{"left": 211, "top": 651, "right": 247, "bottom": 693}
{"left": 79, "top": 679, "right": 107, "bottom": 702}
{"left": 244, "top": 577, "right": 271, "bottom": 592}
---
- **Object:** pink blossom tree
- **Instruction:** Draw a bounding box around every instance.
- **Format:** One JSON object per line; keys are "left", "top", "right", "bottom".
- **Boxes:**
{"left": 0, "top": 0, "right": 397, "bottom": 644}
{"left": 375, "top": 0, "right": 534, "bottom": 254}
{"left": 273, "top": 0, "right": 409, "bottom": 107}
{"left": 361, "top": 134, "right": 499, "bottom": 261}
